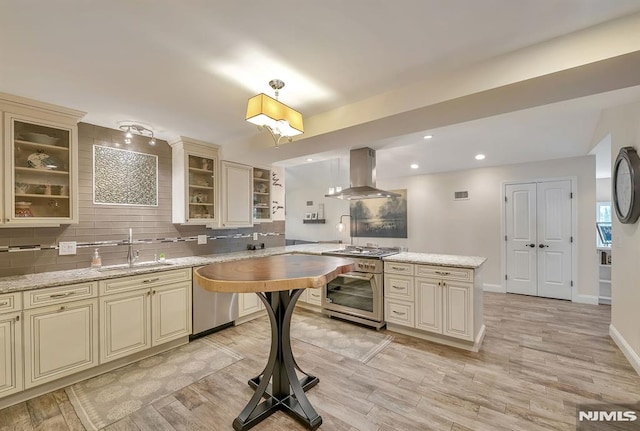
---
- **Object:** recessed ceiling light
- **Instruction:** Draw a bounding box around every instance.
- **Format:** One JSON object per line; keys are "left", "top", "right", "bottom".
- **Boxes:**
{"left": 475, "top": 154, "right": 486, "bottom": 160}
{"left": 423, "top": 135, "right": 433, "bottom": 140}
{"left": 306, "top": 158, "right": 313, "bottom": 162}
{"left": 410, "top": 163, "right": 419, "bottom": 169}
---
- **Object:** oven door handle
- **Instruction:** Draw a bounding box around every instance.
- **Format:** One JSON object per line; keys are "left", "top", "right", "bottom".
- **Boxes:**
{"left": 340, "top": 272, "right": 374, "bottom": 281}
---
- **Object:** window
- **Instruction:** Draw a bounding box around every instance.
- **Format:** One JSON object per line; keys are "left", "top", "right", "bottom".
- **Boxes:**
{"left": 596, "top": 201, "right": 612, "bottom": 246}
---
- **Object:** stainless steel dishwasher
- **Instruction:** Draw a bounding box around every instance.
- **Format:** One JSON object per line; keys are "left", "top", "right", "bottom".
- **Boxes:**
{"left": 191, "top": 266, "right": 238, "bottom": 338}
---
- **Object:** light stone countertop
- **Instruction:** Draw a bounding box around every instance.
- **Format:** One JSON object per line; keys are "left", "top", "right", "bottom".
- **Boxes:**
{"left": 0, "top": 243, "right": 345, "bottom": 294}
{"left": 383, "top": 252, "right": 487, "bottom": 269}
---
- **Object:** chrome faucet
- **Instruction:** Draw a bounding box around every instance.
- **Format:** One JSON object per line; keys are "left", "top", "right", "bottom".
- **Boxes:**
{"left": 127, "top": 228, "right": 139, "bottom": 267}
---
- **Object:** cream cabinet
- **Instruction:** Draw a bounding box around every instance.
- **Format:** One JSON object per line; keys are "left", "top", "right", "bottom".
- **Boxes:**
{"left": 297, "top": 288, "right": 322, "bottom": 308}
{"left": 99, "top": 269, "right": 192, "bottom": 363}
{"left": 1, "top": 93, "right": 84, "bottom": 227}
{"left": 0, "top": 293, "right": 22, "bottom": 398}
{"left": 384, "top": 261, "right": 484, "bottom": 351}
{"left": 99, "top": 288, "right": 151, "bottom": 363}
{"left": 170, "top": 137, "right": 219, "bottom": 225}
{"left": 151, "top": 282, "right": 192, "bottom": 346}
{"left": 220, "top": 160, "right": 253, "bottom": 228}
{"left": 252, "top": 167, "right": 271, "bottom": 223}
{"left": 23, "top": 297, "right": 99, "bottom": 389}
{"left": 238, "top": 292, "right": 264, "bottom": 317}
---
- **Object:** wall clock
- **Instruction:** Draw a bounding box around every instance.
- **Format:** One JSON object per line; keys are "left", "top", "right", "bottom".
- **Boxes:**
{"left": 613, "top": 146, "right": 640, "bottom": 224}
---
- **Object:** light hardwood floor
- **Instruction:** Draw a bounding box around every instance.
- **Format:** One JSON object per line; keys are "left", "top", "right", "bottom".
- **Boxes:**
{"left": 1, "top": 292, "right": 639, "bottom": 431}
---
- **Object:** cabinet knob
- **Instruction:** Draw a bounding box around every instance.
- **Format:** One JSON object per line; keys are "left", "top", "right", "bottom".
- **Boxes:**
{"left": 15, "top": 315, "right": 20, "bottom": 322}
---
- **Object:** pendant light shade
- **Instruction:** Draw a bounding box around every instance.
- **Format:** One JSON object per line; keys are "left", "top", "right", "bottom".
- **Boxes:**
{"left": 246, "top": 79, "right": 304, "bottom": 148}
{"left": 246, "top": 93, "right": 303, "bottom": 137}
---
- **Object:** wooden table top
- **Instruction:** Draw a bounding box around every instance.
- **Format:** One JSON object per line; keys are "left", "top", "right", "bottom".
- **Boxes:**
{"left": 194, "top": 254, "right": 354, "bottom": 293}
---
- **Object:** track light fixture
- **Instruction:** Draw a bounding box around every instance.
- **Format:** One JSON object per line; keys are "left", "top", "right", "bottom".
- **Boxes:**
{"left": 118, "top": 122, "right": 156, "bottom": 146}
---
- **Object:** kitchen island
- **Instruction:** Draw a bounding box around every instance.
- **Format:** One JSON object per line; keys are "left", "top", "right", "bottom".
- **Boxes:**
{"left": 383, "top": 252, "right": 486, "bottom": 352}
{"left": 195, "top": 254, "right": 353, "bottom": 431}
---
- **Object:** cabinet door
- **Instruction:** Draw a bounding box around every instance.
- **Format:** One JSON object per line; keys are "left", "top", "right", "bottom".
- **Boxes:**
{"left": 100, "top": 289, "right": 151, "bottom": 363}
{"left": 170, "top": 138, "right": 220, "bottom": 225}
{"left": 220, "top": 161, "right": 253, "bottom": 228}
{"left": 238, "top": 293, "right": 263, "bottom": 317}
{"left": 253, "top": 167, "right": 271, "bottom": 222}
{"left": 415, "top": 277, "right": 442, "bottom": 334}
{"left": 23, "top": 299, "right": 98, "bottom": 388}
{"left": 442, "top": 281, "right": 473, "bottom": 341}
{"left": 151, "top": 281, "right": 192, "bottom": 346}
{"left": 0, "top": 313, "right": 22, "bottom": 397}
{"left": 4, "top": 113, "right": 78, "bottom": 226}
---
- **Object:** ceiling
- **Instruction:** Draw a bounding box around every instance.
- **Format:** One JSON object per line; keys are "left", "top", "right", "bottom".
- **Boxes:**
{"left": 2, "top": 1, "right": 640, "bottom": 177}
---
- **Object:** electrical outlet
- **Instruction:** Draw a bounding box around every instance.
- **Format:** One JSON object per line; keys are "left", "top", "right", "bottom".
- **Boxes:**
{"left": 197, "top": 235, "right": 208, "bottom": 245}
{"left": 58, "top": 241, "right": 77, "bottom": 256}
{"left": 253, "top": 232, "right": 258, "bottom": 241}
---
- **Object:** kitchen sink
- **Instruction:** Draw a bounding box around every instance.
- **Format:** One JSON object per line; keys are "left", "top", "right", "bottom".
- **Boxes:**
{"left": 97, "top": 261, "right": 174, "bottom": 272}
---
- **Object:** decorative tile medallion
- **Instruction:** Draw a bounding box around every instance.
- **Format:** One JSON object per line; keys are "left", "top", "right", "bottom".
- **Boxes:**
{"left": 93, "top": 145, "right": 158, "bottom": 206}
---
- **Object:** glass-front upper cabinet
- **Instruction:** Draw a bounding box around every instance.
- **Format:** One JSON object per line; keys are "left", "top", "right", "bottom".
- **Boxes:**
{"left": 253, "top": 167, "right": 271, "bottom": 222}
{"left": 3, "top": 113, "right": 80, "bottom": 226}
{"left": 170, "top": 137, "right": 219, "bottom": 225}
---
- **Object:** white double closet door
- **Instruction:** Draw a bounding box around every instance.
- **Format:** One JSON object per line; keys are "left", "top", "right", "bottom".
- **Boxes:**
{"left": 505, "top": 180, "right": 572, "bottom": 300}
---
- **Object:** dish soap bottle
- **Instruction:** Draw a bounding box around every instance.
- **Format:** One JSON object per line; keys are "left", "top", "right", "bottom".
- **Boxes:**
{"left": 91, "top": 248, "right": 102, "bottom": 269}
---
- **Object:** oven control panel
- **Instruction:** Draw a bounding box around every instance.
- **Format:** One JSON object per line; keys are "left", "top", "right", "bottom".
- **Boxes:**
{"left": 356, "top": 260, "right": 381, "bottom": 272}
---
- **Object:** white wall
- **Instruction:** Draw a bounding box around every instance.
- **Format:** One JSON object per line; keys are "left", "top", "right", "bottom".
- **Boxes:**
{"left": 596, "top": 177, "right": 612, "bottom": 202}
{"left": 285, "top": 159, "right": 349, "bottom": 242}
{"left": 591, "top": 101, "right": 640, "bottom": 375}
{"left": 286, "top": 155, "right": 597, "bottom": 298}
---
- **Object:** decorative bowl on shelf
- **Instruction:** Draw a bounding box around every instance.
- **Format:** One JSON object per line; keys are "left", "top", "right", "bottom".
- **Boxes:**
{"left": 15, "top": 202, "right": 33, "bottom": 217}
{"left": 22, "top": 132, "right": 60, "bottom": 145}
{"left": 15, "top": 182, "right": 29, "bottom": 194}
{"left": 254, "top": 170, "right": 263, "bottom": 178}
{"left": 27, "top": 151, "right": 57, "bottom": 170}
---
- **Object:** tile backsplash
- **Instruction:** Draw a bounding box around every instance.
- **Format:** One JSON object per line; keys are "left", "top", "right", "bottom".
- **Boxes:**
{"left": 0, "top": 123, "right": 284, "bottom": 277}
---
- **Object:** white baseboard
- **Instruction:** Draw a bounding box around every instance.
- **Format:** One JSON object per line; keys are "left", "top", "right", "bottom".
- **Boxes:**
{"left": 483, "top": 283, "right": 505, "bottom": 293}
{"left": 573, "top": 294, "right": 599, "bottom": 305}
{"left": 610, "top": 324, "right": 640, "bottom": 376}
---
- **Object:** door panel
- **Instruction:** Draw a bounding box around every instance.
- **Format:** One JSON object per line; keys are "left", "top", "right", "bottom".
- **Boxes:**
{"left": 505, "top": 180, "right": 572, "bottom": 300}
{"left": 537, "top": 180, "right": 572, "bottom": 300}
{"left": 415, "top": 277, "right": 442, "bottom": 333}
{"left": 506, "top": 183, "right": 537, "bottom": 295}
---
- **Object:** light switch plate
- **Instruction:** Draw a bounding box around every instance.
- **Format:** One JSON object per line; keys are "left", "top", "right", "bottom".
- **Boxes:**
{"left": 253, "top": 232, "right": 258, "bottom": 241}
{"left": 197, "top": 235, "right": 208, "bottom": 245}
{"left": 59, "top": 241, "right": 77, "bottom": 256}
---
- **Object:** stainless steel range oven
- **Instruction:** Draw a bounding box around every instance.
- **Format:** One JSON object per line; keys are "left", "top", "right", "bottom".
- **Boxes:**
{"left": 322, "top": 247, "right": 398, "bottom": 329}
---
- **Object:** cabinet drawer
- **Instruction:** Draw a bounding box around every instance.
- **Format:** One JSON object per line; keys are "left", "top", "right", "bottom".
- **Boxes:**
{"left": 99, "top": 268, "right": 192, "bottom": 295}
{"left": 0, "top": 292, "right": 22, "bottom": 314}
{"left": 384, "top": 274, "right": 414, "bottom": 301}
{"left": 415, "top": 265, "right": 472, "bottom": 282}
{"left": 306, "top": 288, "right": 322, "bottom": 305}
{"left": 23, "top": 282, "right": 97, "bottom": 309}
{"left": 385, "top": 300, "right": 414, "bottom": 327}
{"left": 384, "top": 262, "right": 414, "bottom": 275}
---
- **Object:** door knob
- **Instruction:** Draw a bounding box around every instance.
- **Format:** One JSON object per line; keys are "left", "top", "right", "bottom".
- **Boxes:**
{"left": 539, "top": 244, "right": 549, "bottom": 248}
{"left": 525, "top": 243, "right": 535, "bottom": 248}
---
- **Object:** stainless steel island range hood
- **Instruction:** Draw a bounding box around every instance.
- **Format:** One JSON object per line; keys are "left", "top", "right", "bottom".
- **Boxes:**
{"left": 325, "top": 147, "right": 400, "bottom": 200}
